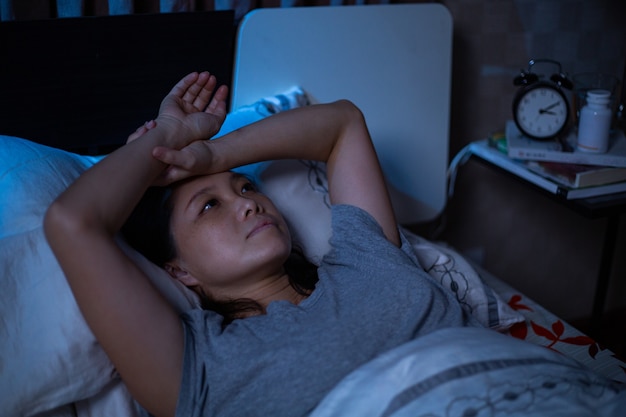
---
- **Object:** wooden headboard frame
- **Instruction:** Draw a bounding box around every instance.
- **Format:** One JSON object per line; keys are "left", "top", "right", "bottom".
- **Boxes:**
{"left": 232, "top": 4, "right": 453, "bottom": 224}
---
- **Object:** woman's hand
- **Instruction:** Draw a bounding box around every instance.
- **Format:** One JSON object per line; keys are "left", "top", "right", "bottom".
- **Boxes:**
{"left": 156, "top": 71, "right": 229, "bottom": 147}
{"left": 150, "top": 139, "right": 216, "bottom": 185}
{"left": 125, "top": 72, "right": 229, "bottom": 185}
{"left": 127, "top": 120, "right": 157, "bottom": 144}
{"left": 125, "top": 120, "right": 210, "bottom": 186}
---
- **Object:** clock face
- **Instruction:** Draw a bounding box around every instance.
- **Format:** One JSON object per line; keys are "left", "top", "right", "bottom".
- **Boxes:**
{"left": 514, "top": 85, "right": 569, "bottom": 139}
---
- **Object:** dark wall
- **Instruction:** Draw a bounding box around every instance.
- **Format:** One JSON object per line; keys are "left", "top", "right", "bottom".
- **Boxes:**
{"left": 0, "top": 11, "right": 235, "bottom": 153}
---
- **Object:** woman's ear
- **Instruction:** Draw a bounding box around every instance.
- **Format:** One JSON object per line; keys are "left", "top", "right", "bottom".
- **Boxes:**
{"left": 164, "top": 262, "right": 201, "bottom": 287}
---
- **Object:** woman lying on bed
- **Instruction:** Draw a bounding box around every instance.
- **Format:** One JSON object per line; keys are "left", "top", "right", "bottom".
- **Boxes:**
{"left": 44, "top": 70, "right": 473, "bottom": 416}
{"left": 44, "top": 72, "right": 624, "bottom": 417}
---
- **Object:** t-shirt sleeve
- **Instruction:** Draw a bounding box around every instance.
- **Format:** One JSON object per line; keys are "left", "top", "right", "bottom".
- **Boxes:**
{"left": 175, "top": 310, "right": 222, "bottom": 417}
{"left": 325, "top": 204, "right": 422, "bottom": 269}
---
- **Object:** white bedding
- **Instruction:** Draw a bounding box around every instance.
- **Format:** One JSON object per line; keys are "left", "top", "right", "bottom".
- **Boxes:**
{"left": 311, "top": 327, "right": 626, "bottom": 417}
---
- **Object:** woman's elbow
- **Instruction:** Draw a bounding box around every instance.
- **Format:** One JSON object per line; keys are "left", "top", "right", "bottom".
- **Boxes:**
{"left": 334, "top": 99, "right": 365, "bottom": 119}
{"left": 44, "top": 199, "right": 69, "bottom": 242}
{"left": 43, "top": 198, "right": 87, "bottom": 245}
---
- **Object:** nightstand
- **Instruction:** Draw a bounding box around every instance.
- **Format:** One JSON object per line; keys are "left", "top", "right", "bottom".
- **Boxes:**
{"left": 456, "top": 140, "right": 626, "bottom": 335}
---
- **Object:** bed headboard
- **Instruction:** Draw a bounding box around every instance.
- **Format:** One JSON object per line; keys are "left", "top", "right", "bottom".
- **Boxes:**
{"left": 232, "top": 4, "right": 453, "bottom": 224}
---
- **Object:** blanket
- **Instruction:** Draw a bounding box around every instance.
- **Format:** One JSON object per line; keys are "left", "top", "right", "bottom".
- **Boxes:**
{"left": 310, "top": 327, "right": 626, "bottom": 417}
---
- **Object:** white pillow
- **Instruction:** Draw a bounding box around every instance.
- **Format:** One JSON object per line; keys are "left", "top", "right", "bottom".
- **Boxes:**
{"left": 260, "top": 159, "right": 524, "bottom": 331}
{"left": 260, "top": 159, "right": 332, "bottom": 265}
{"left": 0, "top": 87, "right": 309, "bottom": 416}
{"left": 0, "top": 139, "right": 113, "bottom": 416}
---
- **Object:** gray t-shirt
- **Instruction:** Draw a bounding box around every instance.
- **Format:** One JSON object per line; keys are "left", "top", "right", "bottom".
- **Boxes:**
{"left": 174, "top": 204, "right": 469, "bottom": 417}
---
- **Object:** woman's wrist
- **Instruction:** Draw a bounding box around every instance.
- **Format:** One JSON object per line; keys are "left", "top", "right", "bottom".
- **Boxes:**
{"left": 151, "top": 115, "right": 194, "bottom": 149}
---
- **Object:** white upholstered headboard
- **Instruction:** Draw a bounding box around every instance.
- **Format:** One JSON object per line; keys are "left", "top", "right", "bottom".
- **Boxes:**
{"left": 232, "top": 4, "right": 453, "bottom": 224}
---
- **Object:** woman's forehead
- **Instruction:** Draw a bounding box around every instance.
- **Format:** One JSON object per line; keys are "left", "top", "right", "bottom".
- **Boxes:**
{"left": 173, "top": 172, "right": 244, "bottom": 199}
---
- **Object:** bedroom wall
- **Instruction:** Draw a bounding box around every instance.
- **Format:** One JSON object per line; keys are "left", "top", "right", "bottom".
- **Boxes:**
{"left": 4, "top": 0, "right": 625, "bottom": 321}
{"left": 438, "top": 0, "right": 626, "bottom": 322}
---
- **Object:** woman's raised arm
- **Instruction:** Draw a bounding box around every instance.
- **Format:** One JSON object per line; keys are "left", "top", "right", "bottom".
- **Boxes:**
{"left": 44, "top": 71, "right": 228, "bottom": 417}
{"left": 152, "top": 100, "right": 400, "bottom": 246}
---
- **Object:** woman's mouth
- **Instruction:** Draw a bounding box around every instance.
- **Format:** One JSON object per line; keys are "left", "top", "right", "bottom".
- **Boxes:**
{"left": 247, "top": 219, "right": 275, "bottom": 238}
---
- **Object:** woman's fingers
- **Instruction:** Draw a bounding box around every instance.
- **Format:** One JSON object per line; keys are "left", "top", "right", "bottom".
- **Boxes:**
{"left": 191, "top": 73, "right": 217, "bottom": 110}
{"left": 169, "top": 71, "right": 200, "bottom": 100}
{"left": 179, "top": 71, "right": 216, "bottom": 111}
{"left": 152, "top": 146, "right": 183, "bottom": 166}
{"left": 206, "top": 84, "right": 229, "bottom": 117}
{"left": 166, "top": 71, "right": 226, "bottom": 117}
{"left": 152, "top": 146, "right": 195, "bottom": 170}
{"left": 126, "top": 120, "right": 157, "bottom": 143}
{"left": 150, "top": 148, "right": 196, "bottom": 185}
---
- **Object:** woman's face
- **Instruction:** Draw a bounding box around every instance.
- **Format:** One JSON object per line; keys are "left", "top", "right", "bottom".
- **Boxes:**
{"left": 166, "top": 172, "right": 292, "bottom": 299}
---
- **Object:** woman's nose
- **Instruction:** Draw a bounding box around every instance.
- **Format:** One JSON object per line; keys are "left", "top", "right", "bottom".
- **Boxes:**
{"left": 237, "top": 196, "right": 260, "bottom": 219}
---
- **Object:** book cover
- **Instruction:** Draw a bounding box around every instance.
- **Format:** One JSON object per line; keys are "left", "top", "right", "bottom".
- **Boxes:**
{"left": 526, "top": 161, "right": 626, "bottom": 188}
{"left": 468, "top": 139, "right": 626, "bottom": 200}
{"left": 505, "top": 120, "right": 626, "bottom": 168}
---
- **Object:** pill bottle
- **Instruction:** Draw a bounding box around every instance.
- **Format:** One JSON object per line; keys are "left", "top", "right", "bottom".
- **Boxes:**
{"left": 577, "top": 89, "right": 612, "bottom": 153}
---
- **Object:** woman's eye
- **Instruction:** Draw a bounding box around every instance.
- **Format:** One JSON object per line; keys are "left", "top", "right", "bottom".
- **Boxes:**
{"left": 241, "top": 182, "right": 257, "bottom": 194}
{"left": 201, "top": 199, "right": 218, "bottom": 213}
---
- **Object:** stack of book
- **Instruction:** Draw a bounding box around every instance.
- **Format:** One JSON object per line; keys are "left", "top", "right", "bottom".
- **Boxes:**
{"left": 468, "top": 121, "right": 626, "bottom": 199}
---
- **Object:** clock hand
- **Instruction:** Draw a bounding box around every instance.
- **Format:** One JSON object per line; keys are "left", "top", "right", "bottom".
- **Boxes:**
{"left": 539, "top": 101, "right": 560, "bottom": 113}
{"left": 539, "top": 110, "right": 556, "bottom": 115}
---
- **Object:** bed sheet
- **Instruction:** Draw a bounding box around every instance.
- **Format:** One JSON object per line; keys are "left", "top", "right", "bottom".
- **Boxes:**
{"left": 476, "top": 263, "right": 626, "bottom": 384}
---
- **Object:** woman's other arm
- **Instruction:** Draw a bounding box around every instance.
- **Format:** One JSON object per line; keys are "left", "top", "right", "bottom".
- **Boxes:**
{"left": 153, "top": 100, "right": 400, "bottom": 246}
{"left": 44, "top": 72, "right": 228, "bottom": 417}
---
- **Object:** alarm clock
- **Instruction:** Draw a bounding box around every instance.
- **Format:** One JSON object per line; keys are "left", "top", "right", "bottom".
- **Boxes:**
{"left": 512, "top": 59, "right": 573, "bottom": 140}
